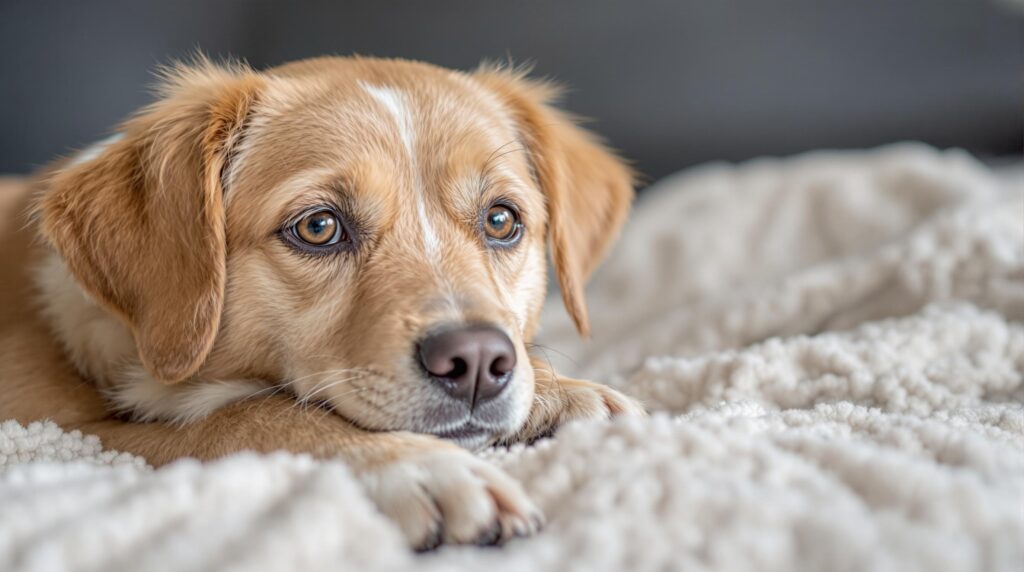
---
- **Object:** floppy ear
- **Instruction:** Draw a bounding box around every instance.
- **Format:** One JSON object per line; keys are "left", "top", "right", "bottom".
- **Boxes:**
{"left": 475, "top": 67, "right": 634, "bottom": 336}
{"left": 36, "top": 60, "right": 263, "bottom": 383}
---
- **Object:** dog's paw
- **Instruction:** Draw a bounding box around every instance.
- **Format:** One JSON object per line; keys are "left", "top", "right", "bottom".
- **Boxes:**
{"left": 357, "top": 449, "right": 542, "bottom": 550}
{"left": 556, "top": 378, "right": 647, "bottom": 423}
{"left": 510, "top": 377, "right": 647, "bottom": 445}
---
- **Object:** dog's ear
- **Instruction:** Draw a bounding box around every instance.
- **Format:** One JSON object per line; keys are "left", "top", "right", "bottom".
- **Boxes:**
{"left": 474, "top": 66, "right": 634, "bottom": 336}
{"left": 36, "top": 60, "right": 263, "bottom": 383}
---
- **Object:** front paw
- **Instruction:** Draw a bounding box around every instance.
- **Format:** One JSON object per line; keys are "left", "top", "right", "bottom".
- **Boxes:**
{"left": 511, "top": 377, "right": 646, "bottom": 445}
{"left": 356, "top": 449, "right": 543, "bottom": 550}
{"left": 555, "top": 378, "right": 647, "bottom": 422}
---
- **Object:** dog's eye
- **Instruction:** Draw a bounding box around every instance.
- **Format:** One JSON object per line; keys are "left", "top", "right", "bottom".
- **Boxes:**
{"left": 484, "top": 205, "right": 522, "bottom": 244}
{"left": 290, "top": 209, "right": 347, "bottom": 248}
{"left": 296, "top": 210, "right": 341, "bottom": 245}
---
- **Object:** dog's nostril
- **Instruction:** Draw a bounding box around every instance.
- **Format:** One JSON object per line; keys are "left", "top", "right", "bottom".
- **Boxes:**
{"left": 489, "top": 355, "right": 514, "bottom": 377}
{"left": 446, "top": 358, "right": 468, "bottom": 379}
{"left": 417, "top": 324, "right": 516, "bottom": 408}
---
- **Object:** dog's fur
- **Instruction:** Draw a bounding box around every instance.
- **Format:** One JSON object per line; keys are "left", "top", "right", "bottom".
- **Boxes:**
{"left": 0, "top": 56, "right": 643, "bottom": 548}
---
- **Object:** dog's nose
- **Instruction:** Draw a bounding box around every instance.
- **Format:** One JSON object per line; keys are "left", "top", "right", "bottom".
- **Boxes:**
{"left": 417, "top": 325, "right": 516, "bottom": 407}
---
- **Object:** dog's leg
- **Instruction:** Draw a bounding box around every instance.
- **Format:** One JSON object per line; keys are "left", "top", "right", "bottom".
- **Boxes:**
{"left": 509, "top": 357, "right": 647, "bottom": 444}
{"left": 72, "top": 395, "right": 541, "bottom": 549}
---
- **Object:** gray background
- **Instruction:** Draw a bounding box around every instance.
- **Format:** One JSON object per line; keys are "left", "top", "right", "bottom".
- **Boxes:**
{"left": 1, "top": 0, "right": 1021, "bottom": 181}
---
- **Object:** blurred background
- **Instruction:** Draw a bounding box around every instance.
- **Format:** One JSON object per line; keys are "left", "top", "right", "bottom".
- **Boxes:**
{"left": 1, "top": 0, "right": 1021, "bottom": 182}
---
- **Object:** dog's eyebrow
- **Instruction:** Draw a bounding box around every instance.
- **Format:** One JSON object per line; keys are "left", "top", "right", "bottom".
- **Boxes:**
{"left": 311, "top": 177, "right": 363, "bottom": 215}
{"left": 479, "top": 140, "right": 527, "bottom": 198}
{"left": 256, "top": 165, "right": 360, "bottom": 219}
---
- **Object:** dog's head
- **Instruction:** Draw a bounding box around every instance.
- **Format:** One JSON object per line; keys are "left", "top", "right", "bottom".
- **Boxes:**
{"left": 37, "top": 57, "right": 631, "bottom": 447}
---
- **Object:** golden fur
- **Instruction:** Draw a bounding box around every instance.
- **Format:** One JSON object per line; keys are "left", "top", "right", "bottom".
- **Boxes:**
{"left": 0, "top": 56, "right": 643, "bottom": 549}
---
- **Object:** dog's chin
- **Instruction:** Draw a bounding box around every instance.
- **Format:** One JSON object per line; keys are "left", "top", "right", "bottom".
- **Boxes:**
{"left": 320, "top": 400, "right": 511, "bottom": 451}
{"left": 431, "top": 422, "right": 500, "bottom": 451}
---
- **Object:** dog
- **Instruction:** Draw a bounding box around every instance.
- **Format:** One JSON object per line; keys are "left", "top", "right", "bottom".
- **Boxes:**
{"left": 0, "top": 56, "right": 644, "bottom": 549}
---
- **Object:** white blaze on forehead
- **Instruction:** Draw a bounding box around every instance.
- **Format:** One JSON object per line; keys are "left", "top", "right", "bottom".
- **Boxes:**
{"left": 360, "top": 82, "right": 441, "bottom": 259}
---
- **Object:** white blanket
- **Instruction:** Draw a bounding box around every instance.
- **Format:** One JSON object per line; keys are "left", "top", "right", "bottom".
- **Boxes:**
{"left": 2, "top": 144, "right": 1022, "bottom": 572}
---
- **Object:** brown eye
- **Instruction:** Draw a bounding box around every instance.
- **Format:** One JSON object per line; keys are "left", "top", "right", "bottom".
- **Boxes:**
{"left": 293, "top": 209, "right": 344, "bottom": 246}
{"left": 484, "top": 204, "right": 521, "bottom": 243}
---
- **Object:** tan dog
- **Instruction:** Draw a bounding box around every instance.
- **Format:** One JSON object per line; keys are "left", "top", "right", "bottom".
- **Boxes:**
{"left": 0, "top": 56, "right": 643, "bottom": 549}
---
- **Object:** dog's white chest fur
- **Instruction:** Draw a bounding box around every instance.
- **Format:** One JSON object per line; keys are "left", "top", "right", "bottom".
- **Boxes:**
{"left": 36, "top": 251, "right": 262, "bottom": 423}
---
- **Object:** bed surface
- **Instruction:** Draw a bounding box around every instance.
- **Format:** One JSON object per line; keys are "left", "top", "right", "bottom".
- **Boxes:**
{"left": 2, "top": 144, "right": 1022, "bottom": 571}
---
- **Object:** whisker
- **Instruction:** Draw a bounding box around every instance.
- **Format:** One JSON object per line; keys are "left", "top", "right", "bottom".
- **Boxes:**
{"left": 527, "top": 342, "right": 581, "bottom": 369}
{"left": 479, "top": 139, "right": 528, "bottom": 197}
{"left": 247, "top": 367, "right": 375, "bottom": 422}
{"left": 301, "top": 375, "right": 366, "bottom": 404}
{"left": 482, "top": 139, "right": 522, "bottom": 172}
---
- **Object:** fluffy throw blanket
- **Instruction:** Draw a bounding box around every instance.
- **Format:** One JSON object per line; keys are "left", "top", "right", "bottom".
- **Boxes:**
{"left": 2, "top": 144, "right": 1021, "bottom": 571}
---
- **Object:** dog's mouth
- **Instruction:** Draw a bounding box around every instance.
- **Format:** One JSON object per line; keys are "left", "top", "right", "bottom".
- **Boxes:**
{"left": 302, "top": 371, "right": 517, "bottom": 450}
{"left": 431, "top": 422, "right": 496, "bottom": 449}
{"left": 434, "top": 423, "right": 486, "bottom": 440}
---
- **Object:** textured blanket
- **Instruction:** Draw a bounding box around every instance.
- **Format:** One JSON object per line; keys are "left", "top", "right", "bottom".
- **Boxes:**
{"left": 2, "top": 144, "right": 1022, "bottom": 572}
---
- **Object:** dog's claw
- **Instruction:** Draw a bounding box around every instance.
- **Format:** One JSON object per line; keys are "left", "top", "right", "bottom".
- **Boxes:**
{"left": 414, "top": 525, "right": 444, "bottom": 552}
{"left": 475, "top": 522, "right": 503, "bottom": 546}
